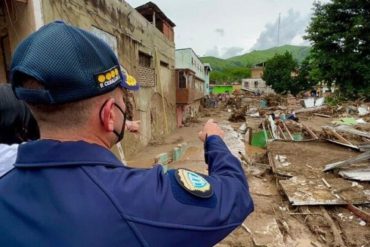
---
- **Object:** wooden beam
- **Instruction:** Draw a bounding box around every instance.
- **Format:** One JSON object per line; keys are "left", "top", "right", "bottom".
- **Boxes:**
{"left": 302, "top": 124, "right": 319, "bottom": 140}
{"left": 314, "top": 113, "right": 331, "bottom": 118}
{"left": 282, "top": 121, "right": 294, "bottom": 140}
{"left": 277, "top": 125, "right": 287, "bottom": 140}
{"left": 346, "top": 204, "right": 370, "bottom": 223}
{"left": 323, "top": 127, "right": 354, "bottom": 146}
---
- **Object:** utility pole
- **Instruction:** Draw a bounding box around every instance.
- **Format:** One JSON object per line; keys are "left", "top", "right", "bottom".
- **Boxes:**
{"left": 277, "top": 13, "right": 281, "bottom": 47}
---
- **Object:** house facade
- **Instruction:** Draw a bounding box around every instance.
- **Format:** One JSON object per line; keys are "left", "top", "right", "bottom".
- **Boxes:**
{"left": 0, "top": 0, "right": 177, "bottom": 158}
{"left": 175, "top": 48, "right": 210, "bottom": 127}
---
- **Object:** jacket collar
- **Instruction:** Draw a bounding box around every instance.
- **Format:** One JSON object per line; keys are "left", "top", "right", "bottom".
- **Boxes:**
{"left": 15, "top": 140, "right": 123, "bottom": 168}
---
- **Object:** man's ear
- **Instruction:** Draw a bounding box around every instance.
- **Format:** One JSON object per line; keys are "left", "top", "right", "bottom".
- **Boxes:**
{"left": 100, "top": 98, "right": 115, "bottom": 132}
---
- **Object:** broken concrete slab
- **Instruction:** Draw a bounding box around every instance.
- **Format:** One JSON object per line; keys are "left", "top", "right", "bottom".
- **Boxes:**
{"left": 279, "top": 176, "right": 370, "bottom": 206}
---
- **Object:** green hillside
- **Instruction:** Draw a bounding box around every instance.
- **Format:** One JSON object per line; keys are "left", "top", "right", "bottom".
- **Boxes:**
{"left": 201, "top": 45, "right": 311, "bottom": 72}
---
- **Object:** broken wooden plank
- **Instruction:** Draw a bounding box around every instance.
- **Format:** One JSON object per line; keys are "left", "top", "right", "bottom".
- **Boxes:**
{"left": 346, "top": 204, "right": 370, "bottom": 223}
{"left": 322, "top": 178, "right": 331, "bottom": 188}
{"left": 282, "top": 121, "right": 294, "bottom": 140}
{"left": 277, "top": 125, "right": 287, "bottom": 140}
{"left": 324, "top": 151, "right": 370, "bottom": 171}
{"left": 339, "top": 168, "right": 370, "bottom": 181}
{"left": 319, "top": 206, "right": 346, "bottom": 247}
{"left": 302, "top": 124, "right": 319, "bottom": 140}
{"left": 323, "top": 126, "right": 354, "bottom": 146}
{"left": 314, "top": 113, "right": 331, "bottom": 118}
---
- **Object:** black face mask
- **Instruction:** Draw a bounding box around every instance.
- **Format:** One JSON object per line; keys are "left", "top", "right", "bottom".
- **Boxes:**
{"left": 99, "top": 101, "right": 127, "bottom": 143}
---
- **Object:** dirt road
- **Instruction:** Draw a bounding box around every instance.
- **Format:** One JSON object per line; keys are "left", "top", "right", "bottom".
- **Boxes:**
{"left": 126, "top": 106, "right": 370, "bottom": 247}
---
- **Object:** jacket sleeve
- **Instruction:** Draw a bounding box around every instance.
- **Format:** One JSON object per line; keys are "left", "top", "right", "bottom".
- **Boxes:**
{"left": 98, "top": 135, "right": 254, "bottom": 247}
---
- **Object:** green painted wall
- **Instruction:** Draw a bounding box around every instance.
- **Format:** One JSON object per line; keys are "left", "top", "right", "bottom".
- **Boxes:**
{"left": 210, "top": 85, "right": 234, "bottom": 94}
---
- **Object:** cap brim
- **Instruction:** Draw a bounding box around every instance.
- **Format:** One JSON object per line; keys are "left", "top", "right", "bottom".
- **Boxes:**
{"left": 119, "top": 80, "right": 140, "bottom": 91}
{"left": 119, "top": 66, "right": 140, "bottom": 91}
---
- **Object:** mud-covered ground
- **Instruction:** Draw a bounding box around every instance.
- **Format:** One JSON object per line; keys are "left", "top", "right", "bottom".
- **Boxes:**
{"left": 126, "top": 106, "right": 370, "bottom": 247}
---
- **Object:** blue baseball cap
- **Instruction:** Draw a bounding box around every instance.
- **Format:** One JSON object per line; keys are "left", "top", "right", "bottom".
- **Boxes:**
{"left": 10, "top": 20, "right": 139, "bottom": 105}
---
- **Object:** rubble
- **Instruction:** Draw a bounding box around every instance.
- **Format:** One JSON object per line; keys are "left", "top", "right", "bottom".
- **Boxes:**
{"left": 215, "top": 91, "right": 370, "bottom": 245}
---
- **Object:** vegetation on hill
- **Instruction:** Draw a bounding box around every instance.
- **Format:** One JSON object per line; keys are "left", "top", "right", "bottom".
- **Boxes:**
{"left": 201, "top": 45, "right": 311, "bottom": 83}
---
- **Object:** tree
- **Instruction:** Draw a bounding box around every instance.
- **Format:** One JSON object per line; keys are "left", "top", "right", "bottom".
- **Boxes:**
{"left": 263, "top": 52, "right": 298, "bottom": 94}
{"left": 293, "top": 54, "right": 320, "bottom": 94}
{"left": 305, "top": 0, "right": 370, "bottom": 98}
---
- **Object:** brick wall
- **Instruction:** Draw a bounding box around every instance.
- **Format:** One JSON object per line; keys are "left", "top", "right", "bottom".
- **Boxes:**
{"left": 137, "top": 65, "right": 156, "bottom": 87}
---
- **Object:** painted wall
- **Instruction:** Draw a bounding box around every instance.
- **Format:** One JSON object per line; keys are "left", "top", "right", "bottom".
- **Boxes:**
{"left": 8, "top": 0, "right": 177, "bottom": 158}
{"left": 176, "top": 49, "right": 206, "bottom": 81}
{"left": 211, "top": 85, "right": 233, "bottom": 94}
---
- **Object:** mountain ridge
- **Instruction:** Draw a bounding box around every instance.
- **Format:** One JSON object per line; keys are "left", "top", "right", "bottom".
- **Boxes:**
{"left": 201, "top": 45, "right": 311, "bottom": 71}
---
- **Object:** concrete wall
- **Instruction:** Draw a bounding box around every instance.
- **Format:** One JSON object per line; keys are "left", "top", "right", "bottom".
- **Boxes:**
{"left": 242, "top": 78, "right": 275, "bottom": 94}
{"left": 0, "top": 0, "right": 41, "bottom": 83}
{"left": 251, "top": 67, "right": 264, "bottom": 79}
{"left": 6, "top": 0, "right": 38, "bottom": 51}
{"left": 176, "top": 48, "right": 206, "bottom": 81}
{"left": 40, "top": 0, "right": 176, "bottom": 158}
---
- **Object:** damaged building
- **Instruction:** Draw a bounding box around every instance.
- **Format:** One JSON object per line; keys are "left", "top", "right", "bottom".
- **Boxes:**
{"left": 0, "top": 0, "right": 177, "bottom": 158}
{"left": 242, "top": 63, "right": 274, "bottom": 94}
{"left": 175, "top": 48, "right": 211, "bottom": 127}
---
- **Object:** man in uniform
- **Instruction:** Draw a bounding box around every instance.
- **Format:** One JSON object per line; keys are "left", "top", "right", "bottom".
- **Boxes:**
{"left": 0, "top": 21, "right": 253, "bottom": 247}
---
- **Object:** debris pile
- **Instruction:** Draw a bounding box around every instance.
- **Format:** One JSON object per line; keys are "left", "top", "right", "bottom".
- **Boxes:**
{"left": 226, "top": 93, "right": 370, "bottom": 246}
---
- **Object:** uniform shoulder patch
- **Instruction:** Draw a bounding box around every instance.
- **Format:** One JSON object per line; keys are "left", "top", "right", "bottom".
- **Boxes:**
{"left": 174, "top": 169, "right": 213, "bottom": 198}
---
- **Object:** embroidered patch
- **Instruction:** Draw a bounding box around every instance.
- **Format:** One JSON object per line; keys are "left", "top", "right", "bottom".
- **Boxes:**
{"left": 121, "top": 66, "right": 137, "bottom": 86}
{"left": 175, "top": 169, "right": 213, "bottom": 198}
{"left": 94, "top": 65, "right": 121, "bottom": 88}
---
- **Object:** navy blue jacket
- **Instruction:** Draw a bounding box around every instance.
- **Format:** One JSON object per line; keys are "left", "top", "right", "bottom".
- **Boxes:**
{"left": 0, "top": 136, "right": 254, "bottom": 247}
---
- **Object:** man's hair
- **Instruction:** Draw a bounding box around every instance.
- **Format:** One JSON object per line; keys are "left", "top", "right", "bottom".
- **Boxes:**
{"left": 20, "top": 77, "right": 97, "bottom": 131}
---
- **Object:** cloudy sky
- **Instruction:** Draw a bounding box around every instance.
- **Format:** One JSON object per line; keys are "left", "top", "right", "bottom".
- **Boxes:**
{"left": 126, "top": 0, "right": 327, "bottom": 58}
